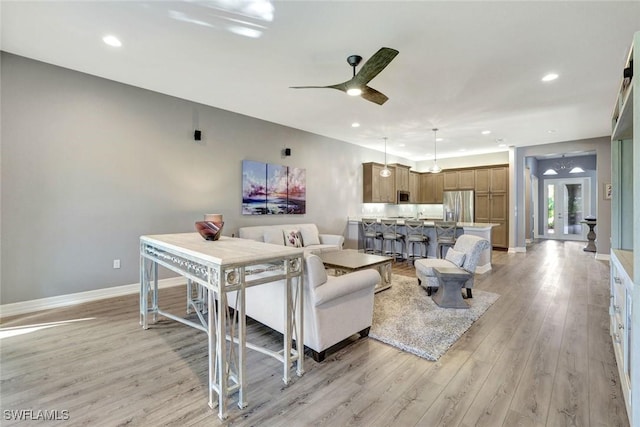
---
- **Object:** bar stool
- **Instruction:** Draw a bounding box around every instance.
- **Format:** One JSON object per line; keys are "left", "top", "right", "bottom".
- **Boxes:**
{"left": 404, "top": 219, "right": 429, "bottom": 265}
{"left": 380, "top": 219, "right": 405, "bottom": 261}
{"left": 361, "top": 218, "right": 382, "bottom": 254}
{"left": 434, "top": 221, "right": 457, "bottom": 258}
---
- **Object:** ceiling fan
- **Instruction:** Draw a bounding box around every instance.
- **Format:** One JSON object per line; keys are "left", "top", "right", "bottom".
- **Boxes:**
{"left": 290, "top": 47, "right": 399, "bottom": 105}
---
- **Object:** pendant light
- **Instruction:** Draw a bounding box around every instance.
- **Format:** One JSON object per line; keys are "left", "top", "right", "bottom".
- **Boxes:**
{"left": 430, "top": 128, "right": 442, "bottom": 173}
{"left": 380, "top": 137, "right": 392, "bottom": 177}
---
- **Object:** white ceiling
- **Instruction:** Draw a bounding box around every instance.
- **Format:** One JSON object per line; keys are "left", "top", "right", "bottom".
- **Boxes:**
{"left": 2, "top": 1, "right": 638, "bottom": 162}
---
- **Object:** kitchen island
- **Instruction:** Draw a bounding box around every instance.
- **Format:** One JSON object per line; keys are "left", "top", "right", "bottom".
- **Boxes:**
{"left": 346, "top": 217, "right": 497, "bottom": 273}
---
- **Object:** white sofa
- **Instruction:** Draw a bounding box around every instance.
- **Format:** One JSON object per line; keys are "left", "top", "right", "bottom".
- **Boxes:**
{"left": 227, "top": 253, "right": 380, "bottom": 362}
{"left": 238, "top": 223, "right": 344, "bottom": 254}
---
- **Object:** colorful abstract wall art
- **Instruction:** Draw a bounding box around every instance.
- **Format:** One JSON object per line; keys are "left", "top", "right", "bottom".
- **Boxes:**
{"left": 242, "top": 160, "right": 306, "bottom": 215}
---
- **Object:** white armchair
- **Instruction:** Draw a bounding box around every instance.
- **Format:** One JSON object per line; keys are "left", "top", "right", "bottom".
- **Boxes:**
{"left": 228, "top": 253, "right": 380, "bottom": 362}
{"left": 414, "top": 234, "right": 490, "bottom": 298}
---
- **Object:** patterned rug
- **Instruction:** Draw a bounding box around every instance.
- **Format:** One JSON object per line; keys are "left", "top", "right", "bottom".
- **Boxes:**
{"left": 369, "top": 274, "right": 499, "bottom": 361}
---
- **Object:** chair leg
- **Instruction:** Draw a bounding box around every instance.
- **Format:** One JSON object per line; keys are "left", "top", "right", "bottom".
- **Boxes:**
{"left": 426, "top": 286, "right": 432, "bottom": 296}
{"left": 311, "top": 350, "right": 326, "bottom": 363}
{"left": 359, "top": 327, "right": 371, "bottom": 338}
{"left": 466, "top": 288, "right": 473, "bottom": 299}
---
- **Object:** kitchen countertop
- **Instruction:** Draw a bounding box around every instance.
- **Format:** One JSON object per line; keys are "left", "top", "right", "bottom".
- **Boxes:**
{"left": 348, "top": 217, "right": 498, "bottom": 229}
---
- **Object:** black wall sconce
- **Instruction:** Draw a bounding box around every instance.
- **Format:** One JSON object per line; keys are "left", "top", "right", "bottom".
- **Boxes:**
{"left": 194, "top": 130, "right": 202, "bottom": 141}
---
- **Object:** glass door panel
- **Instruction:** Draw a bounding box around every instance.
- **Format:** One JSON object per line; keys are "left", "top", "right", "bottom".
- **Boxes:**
{"left": 543, "top": 178, "right": 590, "bottom": 240}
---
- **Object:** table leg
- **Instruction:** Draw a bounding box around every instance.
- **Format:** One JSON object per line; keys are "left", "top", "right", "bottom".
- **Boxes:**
{"left": 237, "top": 285, "right": 247, "bottom": 409}
{"left": 217, "top": 287, "right": 228, "bottom": 419}
{"left": 295, "top": 273, "right": 305, "bottom": 377}
{"left": 283, "top": 274, "right": 292, "bottom": 385}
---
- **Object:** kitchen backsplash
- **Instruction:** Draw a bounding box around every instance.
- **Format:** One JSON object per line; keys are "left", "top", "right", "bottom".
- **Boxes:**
{"left": 360, "top": 204, "right": 444, "bottom": 219}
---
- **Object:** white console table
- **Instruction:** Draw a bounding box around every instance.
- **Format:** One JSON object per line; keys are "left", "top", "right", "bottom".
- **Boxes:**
{"left": 139, "top": 233, "right": 304, "bottom": 420}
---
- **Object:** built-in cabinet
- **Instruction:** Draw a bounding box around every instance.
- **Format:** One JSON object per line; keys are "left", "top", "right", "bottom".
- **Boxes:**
{"left": 420, "top": 172, "right": 444, "bottom": 204}
{"left": 443, "top": 169, "right": 475, "bottom": 190}
{"left": 393, "top": 164, "right": 410, "bottom": 192}
{"left": 409, "top": 171, "right": 420, "bottom": 203}
{"left": 363, "top": 162, "right": 396, "bottom": 203}
{"left": 609, "top": 31, "right": 638, "bottom": 427}
{"left": 474, "top": 166, "right": 509, "bottom": 248}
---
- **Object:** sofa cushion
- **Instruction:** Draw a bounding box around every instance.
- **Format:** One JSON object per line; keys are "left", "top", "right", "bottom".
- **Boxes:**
{"left": 264, "top": 228, "right": 284, "bottom": 245}
{"left": 445, "top": 248, "right": 466, "bottom": 267}
{"left": 305, "top": 254, "right": 328, "bottom": 288}
{"left": 283, "top": 228, "right": 303, "bottom": 247}
{"left": 415, "top": 258, "right": 455, "bottom": 276}
{"left": 298, "top": 224, "right": 321, "bottom": 246}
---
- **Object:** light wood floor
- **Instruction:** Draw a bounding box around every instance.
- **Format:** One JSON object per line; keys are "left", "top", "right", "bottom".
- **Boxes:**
{"left": 0, "top": 240, "right": 629, "bottom": 426}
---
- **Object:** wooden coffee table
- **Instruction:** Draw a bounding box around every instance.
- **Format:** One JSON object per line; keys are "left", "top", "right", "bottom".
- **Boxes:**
{"left": 319, "top": 250, "right": 393, "bottom": 293}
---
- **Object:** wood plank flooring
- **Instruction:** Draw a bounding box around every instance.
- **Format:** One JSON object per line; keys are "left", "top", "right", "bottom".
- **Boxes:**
{"left": 0, "top": 240, "right": 629, "bottom": 426}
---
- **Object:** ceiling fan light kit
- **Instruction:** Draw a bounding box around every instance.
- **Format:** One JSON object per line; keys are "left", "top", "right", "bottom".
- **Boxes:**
{"left": 290, "top": 47, "right": 399, "bottom": 105}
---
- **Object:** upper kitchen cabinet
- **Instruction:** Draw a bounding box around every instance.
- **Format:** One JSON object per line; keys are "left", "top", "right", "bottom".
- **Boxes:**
{"left": 475, "top": 166, "right": 508, "bottom": 193}
{"left": 420, "top": 172, "right": 444, "bottom": 204}
{"left": 362, "top": 162, "right": 396, "bottom": 203}
{"left": 391, "top": 164, "right": 411, "bottom": 192}
{"left": 409, "top": 171, "right": 421, "bottom": 203}
{"left": 443, "top": 169, "right": 475, "bottom": 190}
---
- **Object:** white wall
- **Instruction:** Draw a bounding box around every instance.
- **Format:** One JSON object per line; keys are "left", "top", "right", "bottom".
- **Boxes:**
{"left": 0, "top": 53, "right": 406, "bottom": 304}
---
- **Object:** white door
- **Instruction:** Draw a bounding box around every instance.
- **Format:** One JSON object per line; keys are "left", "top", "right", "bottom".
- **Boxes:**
{"left": 543, "top": 177, "right": 591, "bottom": 240}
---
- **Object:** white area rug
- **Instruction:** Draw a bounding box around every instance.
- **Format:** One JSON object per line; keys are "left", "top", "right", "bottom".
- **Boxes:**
{"left": 369, "top": 274, "right": 499, "bottom": 361}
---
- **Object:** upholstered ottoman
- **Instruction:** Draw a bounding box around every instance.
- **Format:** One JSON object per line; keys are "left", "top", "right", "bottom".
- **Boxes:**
{"left": 414, "top": 234, "right": 490, "bottom": 298}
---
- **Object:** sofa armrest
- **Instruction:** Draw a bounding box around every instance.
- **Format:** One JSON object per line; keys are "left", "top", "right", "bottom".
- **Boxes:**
{"left": 313, "top": 269, "right": 379, "bottom": 307}
{"left": 318, "top": 234, "right": 344, "bottom": 248}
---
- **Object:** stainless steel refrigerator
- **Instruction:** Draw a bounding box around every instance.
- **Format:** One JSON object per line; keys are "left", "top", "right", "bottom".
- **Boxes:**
{"left": 442, "top": 190, "right": 474, "bottom": 222}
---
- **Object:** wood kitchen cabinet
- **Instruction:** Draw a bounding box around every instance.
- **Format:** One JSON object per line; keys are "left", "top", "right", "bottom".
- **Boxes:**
{"left": 363, "top": 162, "right": 396, "bottom": 203}
{"left": 443, "top": 169, "right": 475, "bottom": 190}
{"left": 409, "top": 171, "right": 420, "bottom": 203}
{"left": 393, "top": 164, "right": 410, "bottom": 192}
{"left": 475, "top": 165, "right": 509, "bottom": 248}
{"left": 420, "top": 172, "right": 444, "bottom": 203}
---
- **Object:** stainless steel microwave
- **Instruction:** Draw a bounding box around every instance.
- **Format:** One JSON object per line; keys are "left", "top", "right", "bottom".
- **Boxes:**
{"left": 397, "top": 190, "right": 410, "bottom": 203}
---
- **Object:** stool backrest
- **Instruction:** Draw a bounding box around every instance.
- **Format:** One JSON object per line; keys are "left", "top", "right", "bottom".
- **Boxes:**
{"left": 362, "top": 218, "right": 379, "bottom": 234}
{"left": 404, "top": 219, "right": 425, "bottom": 237}
{"left": 380, "top": 219, "right": 399, "bottom": 237}
{"left": 434, "top": 221, "right": 457, "bottom": 243}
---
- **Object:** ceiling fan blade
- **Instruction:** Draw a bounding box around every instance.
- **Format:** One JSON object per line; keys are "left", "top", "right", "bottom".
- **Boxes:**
{"left": 361, "top": 86, "right": 389, "bottom": 105}
{"left": 354, "top": 47, "right": 399, "bottom": 85}
{"left": 290, "top": 81, "right": 349, "bottom": 91}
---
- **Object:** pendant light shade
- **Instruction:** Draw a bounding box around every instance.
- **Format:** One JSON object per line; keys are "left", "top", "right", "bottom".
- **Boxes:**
{"left": 380, "top": 137, "right": 391, "bottom": 177}
{"left": 430, "top": 128, "right": 442, "bottom": 173}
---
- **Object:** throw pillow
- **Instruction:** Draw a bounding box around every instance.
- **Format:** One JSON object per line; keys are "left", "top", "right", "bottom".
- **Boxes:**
{"left": 445, "top": 248, "right": 466, "bottom": 267}
{"left": 283, "top": 229, "right": 303, "bottom": 248}
{"left": 298, "top": 224, "right": 321, "bottom": 246}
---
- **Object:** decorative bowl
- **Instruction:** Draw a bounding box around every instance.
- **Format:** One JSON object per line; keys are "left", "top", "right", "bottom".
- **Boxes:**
{"left": 195, "top": 221, "right": 224, "bottom": 241}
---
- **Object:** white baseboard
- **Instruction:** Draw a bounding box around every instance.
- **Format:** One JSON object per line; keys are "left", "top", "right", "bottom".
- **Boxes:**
{"left": 0, "top": 277, "right": 185, "bottom": 318}
{"left": 508, "top": 247, "right": 527, "bottom": 253}
{"left": 595, "top": 253, "right": 610, "bottom": 262}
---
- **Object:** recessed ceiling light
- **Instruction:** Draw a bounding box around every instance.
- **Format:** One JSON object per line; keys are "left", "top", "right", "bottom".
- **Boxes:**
{"left": 542, "top": 73, "right": 559, "bottom": 82}
{"left": 398, "top": 143, "right": 406, "bottom": 147}
{"left": 481, "top": 130, "right": 491, "bottom": 135}
{"left": 436, "top": 137, "right": 443, "bottom": 142}
{"left": 102, "top": 35, "right": 122, "bottom": 47}
{"left": 351, "top": 122, "right": 360, "bottom": 128}
{"left": 498, "top": 144, "right": 507, "bottom": 148}
{"left": 547, "top": 129, "right": 557, "bottom": 133}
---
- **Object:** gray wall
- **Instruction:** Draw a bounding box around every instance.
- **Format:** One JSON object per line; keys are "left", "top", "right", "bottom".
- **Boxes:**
{"left": 534, "top": 155, "right": 597, "bottom": 234}
{"left": 512, "top": 139, "right": 611, "bottom": 255}
{"left": 0, "top": 53, "right": 402, "bottom": 304}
